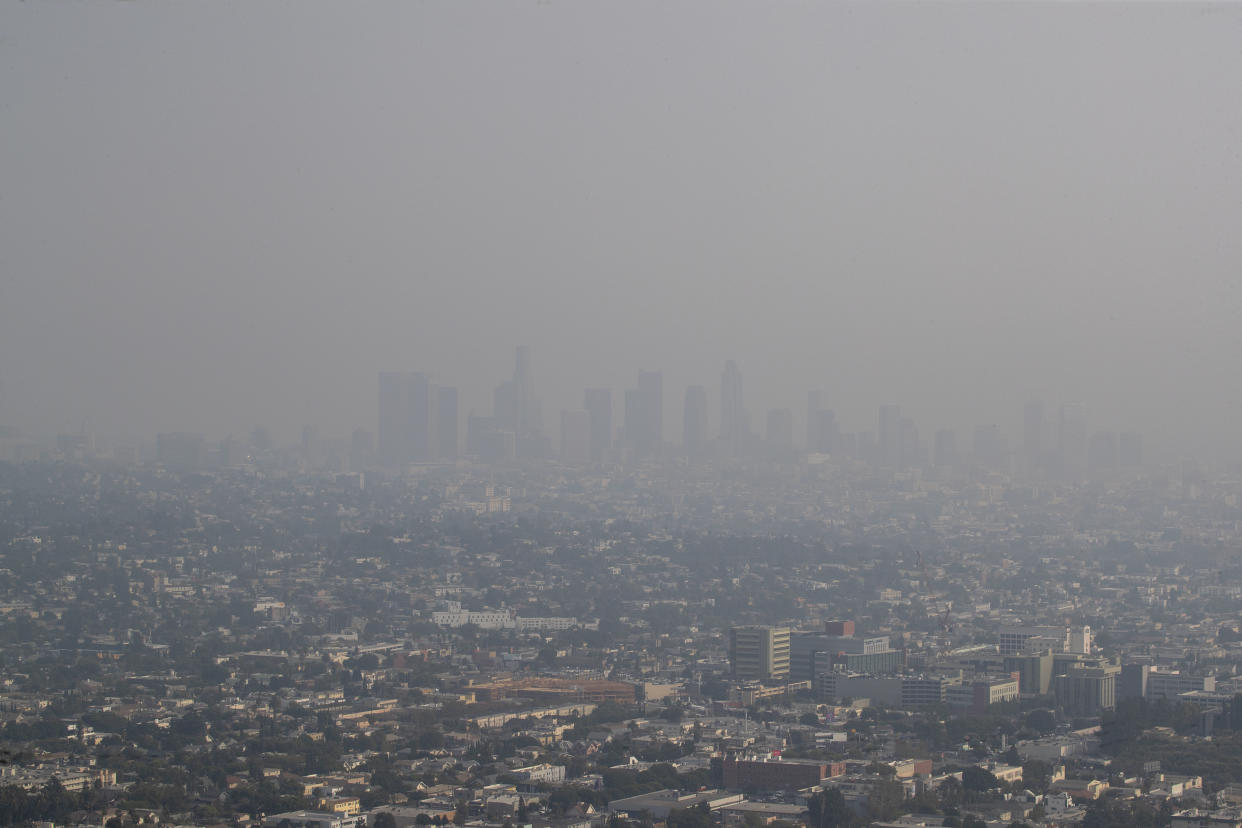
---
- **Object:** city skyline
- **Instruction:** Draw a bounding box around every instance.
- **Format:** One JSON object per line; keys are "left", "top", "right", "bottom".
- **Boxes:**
{"left": 0, "top": 342, "right": 1157, "bottom": 471}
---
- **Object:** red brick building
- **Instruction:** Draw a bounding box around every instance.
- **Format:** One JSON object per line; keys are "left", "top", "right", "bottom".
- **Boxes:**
{"left": 722, "top": 757, "right": 845, "bottom": 792}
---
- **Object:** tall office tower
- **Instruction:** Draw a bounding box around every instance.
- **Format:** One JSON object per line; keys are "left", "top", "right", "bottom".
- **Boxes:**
{"left": 301, "top": 425, "right": 319, "bottom": 465}
{"left": 766, "top": 408, "right": 794, "bottom": 448}
{"left": 812, "top": 409, "right": 840, "bottom": 454}
{"left": 378, "top": 371, "right": 439, "bottom": 466}
{"left": 934, "top": 429, "right": 957, "bottom": 468}
{"left": 1088, "top": 431, "right": 1118, "bottom": 476}
{"left": 807, "top": 390, "right": 822, "bottom": 450}
{"left": 900, "top": 416, "right": 920, "bottom": 467}
{"left": 720, "top": 360, "right": 745, "bottom": 457}
{"left": 683, "top": 385, "right": 709, "bottom": 460}
{"left": 623, "top": 388, "right": 643, "bottom": 452}
{"left": 625, "top": 371, "right": 663, "bottom": 458}
{"left": 583, "top": 388, "right": 612, "bottom": 462}
{"left": 858, "top": 430, "right": 876, "bottom": 463}
{"left": 408, "top": 372, "right": 438, "bottom": 462}
{"left": 838, "top": 431, "right": 857, "bottom": 459}
{"left": 560, "top": 409, "right": 591, "bottom": 465}
{"left": 1023, "top": 399, "right": 1044, "bottom": 473}
{"left": 514, "top": 345, "right": 542, "bottom": 437}
{"left": 493, "top": 380, "right": 519, "bottom": 432}
{"left": 638, "top": 370, "right": 663, "bottom": 449}
{"left": 729, "top": 626, "right": 791, "bottom": 680}
{"left": 1058, "top": 403, "right": 1088, "bottom": 481}
{"left": 1119, "top": 432, "right": 1143, "bottom": 468}
{"left": 466, "top": 413, "right": 498, "bottom": 455}
{"left": 378, "top": 371, "right": 413, "bottom": 466}
{"left": 437, "top": 386, "right": 459, "bottom": 460}
{"left": 877, "top": 404, "right": 902, "bottom": 467}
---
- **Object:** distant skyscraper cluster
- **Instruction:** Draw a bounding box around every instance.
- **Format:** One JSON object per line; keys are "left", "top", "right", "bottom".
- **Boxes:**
{"left": 377, "top": 371, "right": 458, "bottom": 467}
{"left": 464, "top": 346, "right": 547, "bottom": 463}
{"left": 365, "top": 347, "right": 1142, "bottom": 479}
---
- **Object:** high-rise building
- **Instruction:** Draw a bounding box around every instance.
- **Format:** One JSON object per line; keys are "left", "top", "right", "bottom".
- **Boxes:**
{"left": 683, "top": 385, "right": 709, "bottom": 460}
{"left": 378, "top": 372, "right": 439, "bottom": 465}
{"left": 638, "top": 370, "right": 663, "bottom": 450}
{"left": 493, "top": 380, "right": 520, "bottom": 433}
{"left": 408, "top": 372, "right": 438, "bottom": 462}
{"left": 378, "top": 371, "right": 412, "bottom": 466}
{"left": 807, "top": 390, "right": 822, "bottom": 450}
{"left": 1058, "top": 403, "right": 1088, "bottom": 481}
{"left": 766, "top": 408, "right": 793, "bottom": 448}
{"left": 934, "top": 429, "right": 957, "bottom": 468}
{"left": 583, "top": 388, "right": 612, "bottom": 462}
{"left": 1023, "top": 400, "right": 1044, "bottom": 473}
{"left": 437, "top": 386, "right": 459, "bottom": 460}
{"left": 729, "top": 626, "right": 791, "bottom": 680}
{"left": 811, "top": 409, "right": 840, "bottom": 455}
{"left": 301, "top": 425, "right": 320, "bottom": 465}
{"left": 514, "top": 345, "right": 540, "bottom": 437}
{"left": 878, "top": 405, "right": 902, "bottom": 467}
{"left": 624, "top": 371, "right": 663, "bottom": 458}
{"left": 899, "top": 416, "right": 920, "bottom": 468}
{"left": 721, "top": 361, "right": 745, "bottom": 457}
{"left": 492, "top": 346, "right": 541, "bottom": 444}
{"left": 560, "top": 410, "right": 591, "bottom": 465}
{"left": 972, "top": 423, "right": 1005, "bottom": 471}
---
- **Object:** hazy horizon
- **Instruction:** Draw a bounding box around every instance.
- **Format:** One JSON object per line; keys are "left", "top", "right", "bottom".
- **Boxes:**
{"left": 3, "top": 1, "right": 1241, "bottom": 459}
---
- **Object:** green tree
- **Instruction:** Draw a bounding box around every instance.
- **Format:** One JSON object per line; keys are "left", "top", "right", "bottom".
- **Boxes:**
{"left": 1024, "top": 709, "right": 1055, "bottom": 734}
{"left": 937, "top": 776, "right": 964, "bottom": 811}
{"left": 961, "top": 766, "right": 998, "bottom": 792}
{"left": 667, "top": 804, "right": 712, "bottom": 828}
{"left": 808, "top": 788, "right": 854, "bottom": 828}
{"left": 867, "top": 779, "right": 906, "bottom": 821}
{"left": 1021, "top": 760, "right": 1051, "bottom": 794}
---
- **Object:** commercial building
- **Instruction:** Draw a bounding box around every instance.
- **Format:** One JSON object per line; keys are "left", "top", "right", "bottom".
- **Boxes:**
{"left": 583, "top": 388, "right": 612, "bottom": 462}
{"left": 999, "top": 626, "right": 1069, "bottom": 655}
{"left": 901, "top": 675, "right": 959, "bottom": 707}
{"left": 1005, "top": 652, "right": 1054, "bottom": 696}
{"left": 378, "top": 372, "right": 451, "bottom": 466}
{"left": 946, "top": 676, "right": 1021, "bottom": 714}
{"left": 512, "top": 763, "right": 566, "bottom": 784}
{"left": 721, "top": 361, "right": 745, "bottom": 458}
{"left": 1145, "top": 669, "right": 1216, "bottom": 702}
{"left": 790, "top": 630, "right": 900, "bottom": 682}
{"left": 1171, "top": 808, "right": 1242, "bottom": 828}
{"left": 608, "top": 790, "right": 743, "bottom": 820}
{"left": 722, "top": 756, "right": 844, "bottom": 792}
{"left": 264, "top": 812, "right": 366, "bottom": 828}
{"left": 683, "top": 385, "right": 709, "bottom": 460}
{"left": 817, "top": 674, "right": 902, "bottom": 706}
{"left": 730, "top": 626, "right": 790, "bottom": 680}
{"left": 1053, "top": 663, "right": 1121, "bottom": 716}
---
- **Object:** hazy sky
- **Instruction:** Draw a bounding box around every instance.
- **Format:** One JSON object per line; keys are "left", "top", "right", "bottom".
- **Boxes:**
{"left": 2, "top": 1, "right": 1241, "bottom": 456}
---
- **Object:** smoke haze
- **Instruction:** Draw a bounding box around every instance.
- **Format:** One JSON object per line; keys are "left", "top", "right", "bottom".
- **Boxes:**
{"left": 2, "top": 1, "right": 1241, "bottom": 457}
